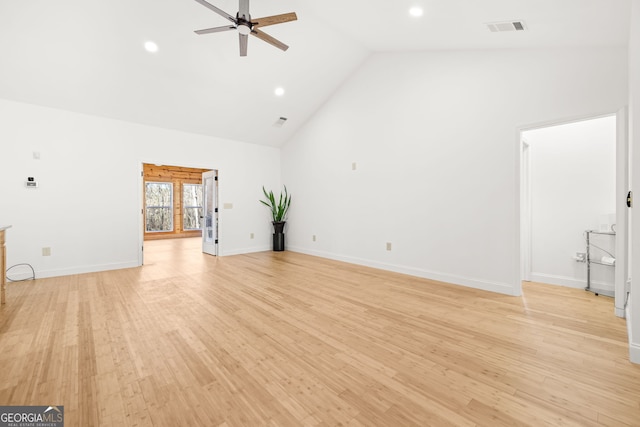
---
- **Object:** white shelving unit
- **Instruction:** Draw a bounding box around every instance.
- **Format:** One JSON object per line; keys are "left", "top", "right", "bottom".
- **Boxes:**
{"left": 585, "top": 229, "right": 615, "bottom": 297}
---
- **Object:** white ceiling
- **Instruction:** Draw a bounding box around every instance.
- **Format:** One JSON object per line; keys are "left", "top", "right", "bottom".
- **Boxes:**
{"left": 0, "top": 0, "right": 631, "bottom": 147}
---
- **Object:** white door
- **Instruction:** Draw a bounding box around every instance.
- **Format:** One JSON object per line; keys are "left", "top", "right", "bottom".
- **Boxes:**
{"left": 615, "top": 107, "right": 629, "bottom": 317}
{"left": 202, "top": 170, "right": 218, "bottom": 256}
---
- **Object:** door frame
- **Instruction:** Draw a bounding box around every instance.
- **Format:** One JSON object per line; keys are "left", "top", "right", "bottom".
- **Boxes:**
{"left": 520, "top": 138, "right": 532, "bottom": 283}
{"left": 517, "top": 109, "right": 628, "bottom": 317}
{"left": 615, "top": 107, "right": 629, "bottom": 318}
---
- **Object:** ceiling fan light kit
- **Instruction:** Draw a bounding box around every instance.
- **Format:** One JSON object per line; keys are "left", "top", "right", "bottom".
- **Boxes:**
{"left": 193, "top": 0, "right": 297, "bottom": 57}
{"left": 237, "top": 24, "right": 251, "bottom": 36}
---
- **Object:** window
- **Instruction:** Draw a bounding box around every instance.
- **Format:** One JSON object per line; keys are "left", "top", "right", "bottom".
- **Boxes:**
{"left": 183, "top": 184, "right": 203, "bottom": 230}
{"left": 143, "top": 164, "right": 210, "bottom": 240}
{"left": 145, "top": 182, "right": 173, "bottom": 232}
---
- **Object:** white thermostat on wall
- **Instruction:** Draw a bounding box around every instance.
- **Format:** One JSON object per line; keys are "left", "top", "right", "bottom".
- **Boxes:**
{"left": 26, "top": 177, "right": 38, "bottom": 188}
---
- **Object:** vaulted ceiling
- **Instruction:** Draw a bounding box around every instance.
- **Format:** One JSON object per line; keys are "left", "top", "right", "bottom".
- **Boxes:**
{"left": 0, "top": 0, "right": 631, "bottom": 147}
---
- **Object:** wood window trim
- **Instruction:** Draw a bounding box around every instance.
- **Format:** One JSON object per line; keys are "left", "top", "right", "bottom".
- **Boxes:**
{"left": 143, "top": 164, "right": 210, "bottom": 241}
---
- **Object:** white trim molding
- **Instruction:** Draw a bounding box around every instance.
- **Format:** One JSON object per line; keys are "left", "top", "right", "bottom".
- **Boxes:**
{"left": 289, "top": 246, "right": 519, "bottom": 296}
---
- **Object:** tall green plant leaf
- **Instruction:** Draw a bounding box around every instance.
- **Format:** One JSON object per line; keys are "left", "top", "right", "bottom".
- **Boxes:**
{"left": 259, "top": 185, "right": 291, "bottom": 222}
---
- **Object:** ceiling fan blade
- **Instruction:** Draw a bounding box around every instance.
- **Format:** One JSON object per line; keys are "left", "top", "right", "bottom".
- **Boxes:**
{"left": 251, "top": 28, "right": 289, "bottom": 51}
{"left": 193, "top": 0, "right": 236, "bottom": 23}
{"left": 239, "top": 0, "right": 250, "bottom": 20}
{"left": 195, "top": 25, "right": 236, "bottom": 35}
{"left": 239, "top": 33, "right": 248, "bottom": 57}
{"left": 252, "top": 12, "right": 298, "bottom": 28}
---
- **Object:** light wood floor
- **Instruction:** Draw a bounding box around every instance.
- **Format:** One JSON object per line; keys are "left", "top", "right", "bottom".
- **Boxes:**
{"left": 1, "top": 238, "right": 639, "bottom": 426}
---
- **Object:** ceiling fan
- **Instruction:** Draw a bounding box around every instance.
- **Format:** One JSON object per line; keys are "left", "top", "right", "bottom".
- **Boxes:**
{"left": 193, "top": 0, "right": 298, "bottom": 57}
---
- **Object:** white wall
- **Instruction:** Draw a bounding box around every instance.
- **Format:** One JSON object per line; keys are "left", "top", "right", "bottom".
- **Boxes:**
{"left": 525, "top": 116, "right": 616, "bottom": 291}
{"left": 629, "top": 0, "right": 640, "bottom": 363}
{"left": 282, "top": 47, "right": 628, "bottom": 296}
{"left": 0, "top": 99, "right": 281, "bottom": 278}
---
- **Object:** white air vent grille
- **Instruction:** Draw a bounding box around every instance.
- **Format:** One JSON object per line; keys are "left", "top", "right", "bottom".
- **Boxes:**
{"left": 273, "top": 117, "right": 288, "bottom": 127}
{"left": 486, "top": 20, "right": 527, "bottom": 32}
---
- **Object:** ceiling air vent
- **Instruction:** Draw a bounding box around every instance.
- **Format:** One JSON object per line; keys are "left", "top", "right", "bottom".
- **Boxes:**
{"left": 486, "top": 20, "right": 527, "bottom": 32}
{"left": 273, "top": 117, "right": 288, "bottom": 128}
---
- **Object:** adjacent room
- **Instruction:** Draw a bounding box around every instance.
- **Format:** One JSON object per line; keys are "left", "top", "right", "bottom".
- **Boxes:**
{"left": 1, "top": 0, "right": 640, "bottom": 425}
{"left": 522, "top": 115, "right": 618, "bottom": 295}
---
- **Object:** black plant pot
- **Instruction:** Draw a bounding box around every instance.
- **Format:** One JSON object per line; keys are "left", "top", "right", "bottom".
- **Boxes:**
{"left": 272, "top": 221, "right": 286, "bottom": 251}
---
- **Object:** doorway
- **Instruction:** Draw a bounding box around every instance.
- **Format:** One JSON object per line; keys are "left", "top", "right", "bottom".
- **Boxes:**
{"left": 519, "top": 111, "right": 628, "bottom": 316}
{"left": 138, "top": 163, "right": 218, "bottom": 265}
{"left": 142, "top": 164, "right": 212, "bottom": 241}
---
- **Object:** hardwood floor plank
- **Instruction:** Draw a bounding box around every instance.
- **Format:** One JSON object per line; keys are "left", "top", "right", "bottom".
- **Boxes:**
{"left": 1, "top": 238, "right": 639, "bottom": 426}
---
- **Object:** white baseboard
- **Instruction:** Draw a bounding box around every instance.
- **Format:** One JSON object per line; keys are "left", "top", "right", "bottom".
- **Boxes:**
{"left": 530, "top": 272, "right": 614, "bottom": 292}
{"left": 630, "top": 343, "right": 640, "bottom": 364}
{"left": 288, "top": 246, "right": 518, "bottom": 296}
{"left": 34, "top": 261, "right": 141, "bottom": 279}
{"left": 627, "top": 299, "right": 640, "bottom": 364}
{"left": 530, "top": 272, "right": 584, "bottom": 288}
{"left": 9, "top": 246, "right": 272, "bottom": 280}
{"left": 221, "top": 245, "right": 271, "bottom": 256}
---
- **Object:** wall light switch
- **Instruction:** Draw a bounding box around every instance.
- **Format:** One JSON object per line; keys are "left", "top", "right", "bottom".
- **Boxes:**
{"left": 42, "top": 247, "right": 51, "bottom": 256}
{"left": 386, "top": 242, "right": 392, "bottom": 251}
{"left": 352, "top": 162, "right": 357, "bottom": 171}
{"left": 33, "top": 151, "right": 41, "bottom": 160}
{"left": 223, "top": 203, "right": 233, "bottom": 209}
{"left": 250, "top": 233, "right": 254, "bottom": 239}
{"left": 312, "top": 235, "right": 316, "bottom": 242}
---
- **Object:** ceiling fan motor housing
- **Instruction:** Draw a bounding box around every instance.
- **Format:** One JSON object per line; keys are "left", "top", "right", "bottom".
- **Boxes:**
{"left": 237, "top": 20, "right": 252, "bottom": 35}
{"left": 193, "top": 0, "right": 298, "bottom": 56}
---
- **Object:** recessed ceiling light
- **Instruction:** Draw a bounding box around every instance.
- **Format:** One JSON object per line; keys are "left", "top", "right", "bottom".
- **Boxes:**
{"left": 274, "top": 87, "right": 285, "bottom": 97}
{"left": 409, "top": 7, "right": 424, "bottom": 17}
{"left": 144, "top": 41, "right": 159, "bottom": 53}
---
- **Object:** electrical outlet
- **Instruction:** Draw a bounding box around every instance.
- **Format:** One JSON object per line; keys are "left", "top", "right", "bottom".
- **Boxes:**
{"left": 42, "top": 247, "right": 51, "bottom": 256}
{"left": 312, "top": 235, "right": 316, "bottom": 242}
{"left": 386, "top": 242, "right": 392, "bottom": 251}
{"left": 625, "top": 279, "right": 631, "bottom": 293}
{"left": 575, "top": 252, "right": 586, "bottom": 262}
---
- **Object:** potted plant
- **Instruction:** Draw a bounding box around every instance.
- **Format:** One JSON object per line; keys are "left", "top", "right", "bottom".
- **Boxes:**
{"left": 259, "top": 186, "right": 292, "bottom": 251}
